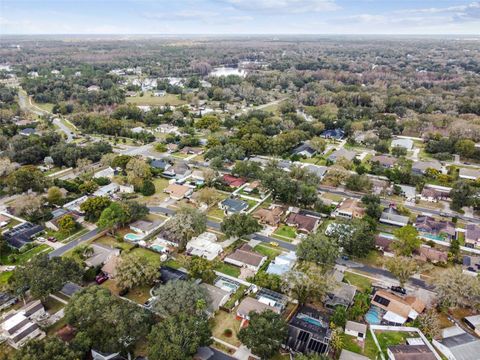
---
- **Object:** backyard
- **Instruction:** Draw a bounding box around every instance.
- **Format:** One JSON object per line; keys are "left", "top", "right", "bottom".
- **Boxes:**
{"left": 211, "top": 310, "right": 242, "bottom": 347}
{"left": 214, "top": 262, "right": 241, "bottom": 278}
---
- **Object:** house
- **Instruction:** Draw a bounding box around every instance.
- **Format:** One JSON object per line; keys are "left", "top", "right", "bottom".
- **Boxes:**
{"left": 414, "top": 246, "right": 448, "bottom": 264}
{"left": 354, "top": 130, "right": 378, "bottom": 144}
{"left": 325, "top": 281, "right": 356, "bottom": 308}
{"left": 380, "top": 206, "right": 409, "bottom": 227}
{"left": 303, "top": 164, "right": 328, "bottom": 180}
{"left": 339, "top": 350, "right": 370, "bottom": 360}
{"left": 465, "top": 224, "right": 480, "bottom": 248}
{"left": 163, "top": 162, "right": 191, "bottom": 179}
{"left": 369, "top": 175, "right": 392, "bottom": 195}
{"left": 399, "top": 185, "right": 417, "bottom": 201}
{"left": 93, "top": 183, "right": 119, "bottom": 197}
{"left": 415, "top": 215, "right": 456, "bottom": 240}
{"left": 328, "top": 148, "right": 356, "bottom": 163}
{"left": 59, "top": 282, "right": 82, "bottom": 298}
{"left": 462, "top": 255, "right": 480, "bottom": 276}
{"left": 101, "top": 255, "right": 119, "bottom": 278}
{"left": 464, "top": 315, "right": 480, "bottom": 337}
{"left": 186, "top": 232, "right": 223, "bottom": 261}
{"left": 391, "top": 138, "right": 414, "bottom": 150}
{"left": 224, "top": 244, "right": 266, "bottom": 272}
{"left": 3, "top": 222, "right": 44, "bottom": 248}
{"left": 345, "top": 321, "right": 367, "bottom": 340}
{"left": 420, "top": 185, "right": 451, "bottom": 202}
{"left": 191, "top": 169, "right": 205, "bottom": 182}
{"left": 91, "top": 350, "right": 126, "bottom": 360}
{"left": 151, "top": 159, "right": 171, "bottom": 171}
{"left": 266, "top": 251, "right": 297, "bottom": 276}
{"left": 84, "top": 243, "right": 121, "bottom": 268}
{"left": 285, "top": 211, "right": 320, "bottom": 233}
{"left": 0, "top": 292, "right": 17, "bottom": 311}
{"left": 370, "top": 155, "right": 398, "bottom": 169}
{"left": 63, "top": 195, "right": 89, "bottom": 212}
{"left": 219, "top": 198, "right": 249, "bottom": 215}
{"left": 243, "top": 180, "right": 261, "bottom": 193}
{"left": 387, "top": 344, "right": 436, "bottom": 360}
{"left": 286, "top": 306, "right": 331, "bottom": 355}
{"left": 459, "top": 168, "right": 480, "bottom": 180}
{"left": 0, "top": 214, "right": 11, "bottom": 227}
{"left": 253, "top": 206, "right": 284, "bottom": 227}
{"left": 433, "top": 327, "right": 480, "bottom": 360}
{"left": 129, "top": 220, "right": 160, "bottom": 236}
{"left": 0, "top": 301, "right": 46, "bottom": 349}
{"left": 93, "top": 167, "right": 116, "bottom": 179}
{"left": 201, "top": 283, "right": 230, "bottom": 314}
{"left": 118, "top": 184, "right": 134, "bottom": 193}
{"left": 412, "top": 160, "right": 442, "bottom": 175}
{"left": 222, "top": 174, "right": 246, "bottom": 188}
{"left": 164, "top": 183, "right": 193, "bottom": 200}
{"left": 236, "top": 297, "right": 279, "bottom": 320}
{"left": 292, "top": 143, "right": 317, "bottom": 158}
{"left": 19, "top": 128, "right": 36, "bottom": 136}
{"left": 370, "top": 290, "right": 425, "bottom": 324}
{"left": 159, "top": 266, "right": 188, "bottom": 284}
{"left": 321, "top": 128, "right": 345, "bottom": 140}
{"left": 156, "top": 124, "right": 180, "bottom": 134}
{"left": 375, "top": 234, "right": 395, "bottom": 257}
{"left": 45, "top": 208, "right": 81, "bottom": 231}
{"left": 180, "top": 147, "right": 204, "bottom": 155}
{"left": 333, "top": 199, "right": 365, "bottom": 220}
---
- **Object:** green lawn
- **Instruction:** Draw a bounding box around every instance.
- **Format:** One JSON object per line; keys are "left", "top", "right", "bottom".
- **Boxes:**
{"left": 212, "top": 310, "right": 242, "bottom": 346}
{"left": 43, "top": 296, "right": 65, "bottom": 315}
{"left": 126, "top": 92, "right": 187, "bottom": 106}
{"left": 343, "top": 272, "right": 373, "bottom": 292}
{"left": 376, "top": 331, "right": 415, "bottom": 357}
{"left": 207, "top": 207, "right": 226, "bottom": 220}
{"left": 45, "top": 225, "right": 85, "bottom": 242}
{"left": 214, "top": 262, "right": 241, "bottom": 277}
{"left": 0, "top": 271, "right": 13, "bottom": 286}
{"left": 273, "top": 224, "right": 297, "bottom": 239}
{"left": 253, "top": 244, "right": 282, "bottom": 260}
{"left": 125, "top": 284, "right": 152, "bottom": 304}
{"left": 130, "top": 247, "right": 162, "bottom": 267}
{"left": 0, "top": 244, "right": 53, "bottom": 265}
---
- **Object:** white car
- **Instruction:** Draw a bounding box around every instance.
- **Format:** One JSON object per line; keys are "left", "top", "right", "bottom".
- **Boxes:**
{"left": 36, "top": 237, "right": 46, "bottom": 242}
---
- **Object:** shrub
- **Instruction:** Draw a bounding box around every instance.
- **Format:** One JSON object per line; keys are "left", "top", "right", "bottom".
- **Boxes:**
{"left": 223, "top": 329, "right": 233, "bottom": 337}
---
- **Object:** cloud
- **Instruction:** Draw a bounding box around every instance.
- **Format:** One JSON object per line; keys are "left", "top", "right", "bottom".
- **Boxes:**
{"left": 220, "top": 0, "right": 339, "bottom": 13}
{"left": 144, "top": 10, "right": 220, "bottom": 21}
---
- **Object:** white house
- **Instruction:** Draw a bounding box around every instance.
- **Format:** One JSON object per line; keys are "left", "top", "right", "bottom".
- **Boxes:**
{"left": 391, "top": 138, "right": 414, "bottom": 150}
{"left": 186, "top": 232, "right": 223, "bottom": 261}
{"left": 129, "top": 220, "right": 161, "bottom": 236}
{"left": 93, "top": 167, "right": 116, "bottom": 179}
{"left": 93, "top": 183, "right": 119, "bottom": 197}
{"left": 345, "top": 321, "right": 367, "bottom": 340}
{"left": 64, "top": 195, "right": 89, "bottom": 212}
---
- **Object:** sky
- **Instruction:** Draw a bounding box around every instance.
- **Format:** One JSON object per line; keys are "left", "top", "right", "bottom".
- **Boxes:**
{"left": 1, "top": 0, "right": 479, "bottom": 35}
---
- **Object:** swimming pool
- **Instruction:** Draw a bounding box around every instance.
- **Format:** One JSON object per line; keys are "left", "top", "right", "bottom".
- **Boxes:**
{"left": 365, "top": 306, "right": 383, "bottom": 325}
{"left": 297, "top": 314, "right": 325, "bottom": 327}
{"left": 214, "top": 278, "right": 239, "bottom": 293}
{"left": 150, "top": 244, "right": 165, "bottom": 253}
{"left": 124, "top": 233, "right": 143, "bottom": 242}
{"left": 420, "top": 233, "right": 444, "bottom": 241}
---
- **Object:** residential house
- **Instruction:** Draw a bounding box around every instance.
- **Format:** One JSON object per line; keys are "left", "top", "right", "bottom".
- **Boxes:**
{"left": 414, "top": 246, "right": 448, "bottom": 264}
{"left": 164, "top": 183, "right": 193, "bottom": 200}
{"left": 201, "top": 283, "right": 230, "bottom": 314}
{"left": 433, "top": 327, "right": 480, "bottom": 360}
{"left": 370, "top": 290, "right": 425, "bottom": 324}
{"left": 84, "top": 243, "right": 121, "bottom": 268}
{"left": 93, "top": 183, "right": 119, "bottom": 197}
{"left": 354, "top": 130, "right": 378, "bottom": 144}
{"left": 45, "top": 208, "right": 81, "bottom": 231}
{"left": 465, "top": 224, "right": 480, "bottom": 248}
{"left": 462, "top": 255, "right": 480, "bottom": 276}
{"left": 129, "top": 220, "right": 160, "bottom": 237}
{"left": 286, "top": 306, "right": 331, "bottom": 355}
{"left": 150, "top": 159, "right": 171, "bottom": 171}
{"left": 59, "top": 282, "right": 82, "bottom": 298}
{"left": 415, "top": 216, "right": 456, "bottom": 240}
{"left": 163, "top": 162, "right": 191, "bottom": 179}
{"left": 345, "top": 321, "right": 367, "bottom": 341}
{"left": 369, "top": 175, "right": 392, "bottom": 195}
{"left": 375, "top": 234, "right": 395, "bottom": 257}
{"left": 412, "top": 160, "right": 442, "bottom": 175}
{"left": 266, "top": 251, "right": 297, "bottom": 276}
{"left": 253, "top": 206, "right": 284, "bottom": 227}
{"left": 243, "top": 180, "right": 261, "bottom": 193}
{"left": 91, "top": 350, "right": 126, "bottom": 360}
{"left": 3, "top": 222, "right": 44, "bottom": 249}
{"left": 0, "top": 292, "right": 17, "bottom": 311}
{"left": 285, "top": 210, "right": 321, "bottom": 234}
{"left": 464, "top": 315, "right": 480, "bottom": 337}
{"left": 391, "top": 138, "right": 414, "bottom": 150}
{"left": 420, "top": 185, "right": 451, "bottom": 202}
{"left": 0, "top": 214, "right": 11, "bottom": 227}
{"left": 156, "top": 124, "right": 180, "bottom": 135}
{"left": 370, "top": 155, "right": 398, "bottom": 169}
{"left": 303, "top": 164, "right": 328, "bottom": 180}
{"left": 387, "top": 344, "right": 436, "bottom": 360}
{"left": 236, "top": 297, "right": 279, "bottom": 320}
{"left": 180, "top": 147, "right": 204, "bottom": 155}
{"left": 19, "top": 128, "right": 36, "bottom": 136}
{"left": 328, "top": 148, "right": 356, "bottom": 163}
{"left": 256, "top": 288, "right": 288, "bottom": 312}
{"left": 459, "top": 168, "right": 480, "bottom": 181}
{"left": 224, "top": 244, "right": 266, "bottom": 272}
{"left": 159, "top": 266, "right": 188, "bottom": 284}
{"left": 333, "top": 199, "right": 366, "bottom": 220}
{"left": 339, "top": 350, "right": 370, "bottom": 360}
{"left": 222, "top": 174, "right": 247, "bottom": 188}
{"left": 166, "top": 143, "right": 179, "bottom": 153}
{"left": 219, "top": 198, "right": 249, "bottom": 215}
{"left": 63, "top": 195, "right": 88, "bottom": 212}
{"left": 292, "top": 143, "right": 317, "bottom": 158}
{"left": 93, "top": 167, "right": 116, "bottom": 179}
{"left": 186, "top": 232, "right": 223, "bottom": 261}
{"left": 399, "top": 185, "right": 417, "bottom": 201}
{"left": 380, "top": 206, "right": 409, "bottom": 227}
{"left": 325, "top": 281, "right": 356, "bottom": 308}
{"left": 191, "top": 170, "right": 205, "bottom": 182}
{"left": 118, "top": 184, "right": 134, "bottom": 193}
{"left": 321, "top": 128, "right": 345, "bottom": 140}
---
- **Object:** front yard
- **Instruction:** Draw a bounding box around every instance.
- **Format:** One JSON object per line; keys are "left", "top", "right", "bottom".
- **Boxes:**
{"left": 273, "top": 224, "right": 297, "bottom": 240}
{"left": 0, "top": 244, "right": 53, "bottom": 266}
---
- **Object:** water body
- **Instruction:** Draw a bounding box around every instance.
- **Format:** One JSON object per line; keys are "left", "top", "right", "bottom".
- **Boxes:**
{"left": 209, "top": 66, "right": 246, "bottom": 78}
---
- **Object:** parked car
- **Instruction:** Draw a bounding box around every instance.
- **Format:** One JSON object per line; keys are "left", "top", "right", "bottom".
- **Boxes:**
{"left": 95, "top": 273, "right": 108, "bottom": 285}
{"left": 37, "top": 237, "right": 46, "bottom": 243}
{"left": 391, "top": 286, "right": 407, "bottom": 295}
{"left": 48, "top": 237, "right": 57, "bottom": 242}
{"left": 144, "top": 297, "right": 155, "bottom": 309}
{"left": 269, "top": 241, "right": 279, "bottom": 247}
{"left": 341, "top": 255, "right": 350, "bottom": 261}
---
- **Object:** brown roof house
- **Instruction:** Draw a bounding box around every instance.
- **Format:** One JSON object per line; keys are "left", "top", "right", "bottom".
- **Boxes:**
{"left": 370, "top": 290, "right": 425, "bottom": 324}
{"left": 465, "top": 224, "right": 480, "bottom": 248}
{"left": 164, "top": 183, "right": 193, "bottom": 200}
{"left": 420, "top": 184, "right": 451, "bottom": 202}
{"left": 285, "top": 209, "right": 320, "bottom": 233}
{"left": 333, "top": 199, "right": 366, "bottom": 220}
{"left": 387, "top": 344, "right": 437, "bottom": 360}
{"left": 253, "top": 206, "right": 284, "bottom": 227}
{"left": 375, "top": 234, "right": 395, "bottom": 257}
{"left": 414, "top": 246, "right": 448, "bottom": 264}
{"left": 370, "top": 155, "right": 398, "bottom": 169}
{"left": 224, "top": 244, "right": 266, "bottom": 272}
{"left": 236, "top": 297, "right": 280, "bottom": 320}
{"left": 415, "top": 215, "right": 456, "bottom": 240}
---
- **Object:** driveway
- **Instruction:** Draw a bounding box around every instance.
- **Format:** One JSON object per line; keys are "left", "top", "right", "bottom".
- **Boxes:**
{"left": 48, "top": 228, "right": 103, "bottom": 258}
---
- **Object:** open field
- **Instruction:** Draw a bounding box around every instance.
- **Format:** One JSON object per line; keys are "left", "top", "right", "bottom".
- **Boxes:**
{"left": 126, "top": 92, "right": 187, "bottom": 106}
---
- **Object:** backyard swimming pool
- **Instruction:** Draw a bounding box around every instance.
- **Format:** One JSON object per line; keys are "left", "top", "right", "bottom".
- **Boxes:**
{"left": 124, "top": 233, "right": 143, "bottom": 242}
{"left": 150, "top": 244, "right": 165, "bottom": 253}
{"left": 365, "top": 305, "right": 383, "bottom": 325}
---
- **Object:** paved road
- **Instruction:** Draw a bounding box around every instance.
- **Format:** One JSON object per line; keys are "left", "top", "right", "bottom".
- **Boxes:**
{"left": 48, "top": 228, "right": 102, "bottom": 258}
{"left": 52, "top": 118, "right": 74, "bottom": 143}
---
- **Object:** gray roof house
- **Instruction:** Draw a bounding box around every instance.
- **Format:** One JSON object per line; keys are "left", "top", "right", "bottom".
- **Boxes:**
{"left": 328, "top": 148, "right": 356, "bottom": 163}
{"left": 303, "top": 164, "right": 328, "bottom": 179}
{"left": 412, "top": 160, "right": 442, "bottom": 175}
{"left": 219, "top": 198, "right": 249, "bottom": 215}
{"left": 292, "top": 143, "right": 317, "bottom": 158}
{"left": 433, "top": 328, "right": 480, "bottom": 360}
{"left": 459, "top": 168, "right": 480, "bottom": 180}
{"left": 391, "top": 138, "right": 414, "bottom": 150}
{"left": 380, "top": 206, "right": 409, "bottom": 227}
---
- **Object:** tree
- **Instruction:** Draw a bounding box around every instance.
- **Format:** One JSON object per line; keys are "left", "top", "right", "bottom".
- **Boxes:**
{"left": 329, "top": 327, "right": 344, "bottom": 358}
{"left": 283, "top": 264, "right": 333, "bottom": 305}
{"left": 309, "top": 137, "right": 327, "bottom": 153}
{"left": 57, "top": 214, "right": 77, "bottom": 236}
{"left": 80, "top": 196, "right": 112, "bottom": 222}
{"left": 64, "top": 286, "right": 152, "bottom": 353}
{"left": 141, "top": 179, "right": 155, "bottom": 196}
{"left": 392, "top": 225, "right": 420, "bottom": 256}
{"left": 13, "top": 337, "right": 82, "bottom": 360}
{"left": 413, "top": 308, "right": 440, "bottom": 340}
{"left": 385, "top": 257, "right": 418, "bottom": 287}
{"left": 188, "top": 256, "right": 216, "bottom": 283}
{"left": 194, "top": 187, "right": 221, "bottom": 208}
{"left": 433, "top": 267, "right": 480, "bottom": 309}
{"left": 78, "top": 180, "right": 98, "bottom": 194}
{"left": 6, "top": 165, "right": 48, "bottom": 194}
{"left": 221, "top": 213, "right": 261, "bottom": 239}
{"left": 147, "top": 313, "right": 212, "bottom": 360}
{"left": 126, "top": 158, "right": 151, "bottom": 187}
{"left": 116, "top": 253, "right": 158, "bottom": 291}
{"left": 450, "top": 181, "right": 477, "bottom": 211}
{"left": 232, "top": 160, "right": 262, "bottom": 179}
{"left": 295, "top": 354, "right": 330, "bottom": 360}
{"left": 331, "top": 306, "right": 347, "bottom": 327}
{"left": 97, "top": 202, "right": 130, "bottom": 234}
{"left": 46, "top": 186, "right": 64, "bottom": 205}
{"left": 10, "top": 255, "right": 83, "bottom": 301}
{"left": 162, "top": 206, "right": 206, "bottom": 250}
{"left": 455, "top": 139, "right": 475, "bottom": 158}
{"left": 391, "top": 146, "right": 407, "bottom": 157}
{"left": 346, "top": 174, "right": 372, "bottom": 192}
{"left": 11, "top": 194, "right": 43, "bottom": 222}
{"left": 153, "top": 280, "right": 209, "bottom": 318}
{"left": 296, "top": 232, "right": 339, "bottom": 267}
{"left": 361, "top": 194, "right": 382, "bottom": 219}
{"left": 238, "top": 310, "right": 288, "bottom": 360}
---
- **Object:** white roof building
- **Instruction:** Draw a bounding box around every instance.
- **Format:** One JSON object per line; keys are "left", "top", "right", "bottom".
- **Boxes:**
{"left": 93, "top": 183, "right": 119, "bottom": 197}
{"left": 93, "top": 167, "right": 115, "bottom": 179}
{"left": 186, "top": 232, "right": 223, "bottom": 261}
{"left": 392, "top": 138, "right": 414, "bottom": 150}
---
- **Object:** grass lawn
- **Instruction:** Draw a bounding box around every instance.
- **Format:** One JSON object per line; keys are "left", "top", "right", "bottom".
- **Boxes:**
{"left": 130, "top": 247, "right": 162, "bottom": 267}
{"left": 214, "top": 262, "right": 241, "bottom": 277}
{"left": 0, "top": 271, "right": 13, "bottom": 286}
{"left": 321, "top": 192, "right": 344, "bottom": 203}
{"left": 46, "top": 317, "right": 68, "bottom": 336}
{"left": 33, "top": 101, "right": 54, "bottom": 112}
{"left": 162, "top": 258, "right": 183, "bottom": 269}
{"left": 253, "top": 244, "right": 282, "bottom": 260}
{"left": 211, "top": 310, "right": 242, "bottom": 346}
{"left": 207, "top": 207, "right": 226, "bottom": 220}
{"left": 45, "top": 225, "right": 85, "bottom": 242}
{"left": 43, "top": 296, "right": 65, "bottom": 315}
{"left": 125, "top": 285, "right": 152, "bottom": 304}
{"left": 0, "top": 244, "right": 53, "bottom": 265}
{"left": 273, "top": 224, "right": 297, "bottom": 239}
{"left": 343, "top": 272, "right": 373, "bottom": 293}
{"left": 94, "top": 236, "right": 135, "bottom": 252}
{"left": 126, "top": 92, "right": 187, "bottom": 106}
{"left": 375, "top": 331, "right": 415, "bottom": 357}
